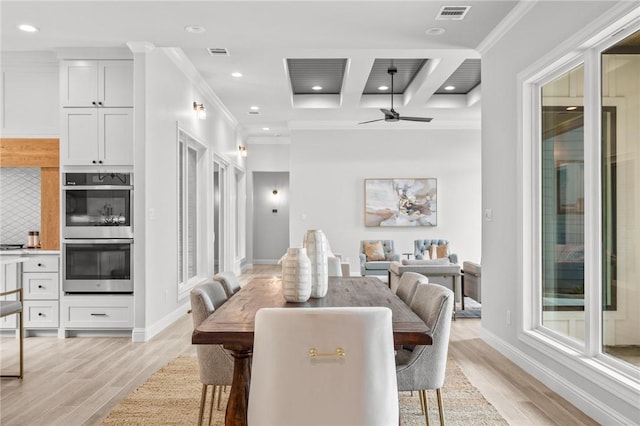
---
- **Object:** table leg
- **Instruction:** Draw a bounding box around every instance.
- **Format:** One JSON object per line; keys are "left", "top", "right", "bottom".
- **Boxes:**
{"left": 225, "top": 348, "right": 252, "bottom": 426}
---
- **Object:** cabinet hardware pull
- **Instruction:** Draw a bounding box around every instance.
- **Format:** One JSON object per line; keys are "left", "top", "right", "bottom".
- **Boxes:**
{"left": 38, "top": 313, "right": 44, "bottom": 316}
{"left": 92, "top": 160, "right": 97, "bottom": 164}
{"left": 90, "top": 313, "right": 107, "bottom": 316}
{"left": 37, "top": 263, "right": 43, "bottom": 267}
{"left": 98, "top": 101, "right": 103, "bottom": 106}
{"left": 98, "top": 160, "right": 103, "bottom": 164}
{"left": 38, "top": 285, "right": 44, "bottom": 288}
{"left": 92, "top": 101, "right": 97, "bottom": 106}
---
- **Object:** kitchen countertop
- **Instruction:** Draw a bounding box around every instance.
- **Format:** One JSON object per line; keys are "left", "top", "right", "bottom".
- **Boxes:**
{"left": 0, "top": 249, "right": 60, "bottom": 255}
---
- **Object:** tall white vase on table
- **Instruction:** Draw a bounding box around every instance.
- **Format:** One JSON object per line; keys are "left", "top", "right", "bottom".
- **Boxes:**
{"left": 281, "top": 248, "right": 312, "bottom": 302}
{"left": 303, "top": 229, "right": 329, "bottom": 298}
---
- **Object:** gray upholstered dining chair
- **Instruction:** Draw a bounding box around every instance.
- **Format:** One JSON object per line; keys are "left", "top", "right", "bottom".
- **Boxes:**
{"left": 212, "top": 271, "right": 241, "bottom": 298}
{"left": 190, "top": 281, "right": 234, "bottom": 426}
{"left": 396, "top": 283, "right": 454, "bottom": 426}
{"left": 395, "top": 271, "right": 428, "bottom": 305}
{"left": 248, "top": 307, "right": 399, "bottom": 426}
{"left": 0, "top": 288, "right": 24, "bottom": 379}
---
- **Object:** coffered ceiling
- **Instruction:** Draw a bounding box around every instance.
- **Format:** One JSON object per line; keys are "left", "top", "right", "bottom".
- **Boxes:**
{"left": 1, "top": 1, "right": 522, "bottom": 139}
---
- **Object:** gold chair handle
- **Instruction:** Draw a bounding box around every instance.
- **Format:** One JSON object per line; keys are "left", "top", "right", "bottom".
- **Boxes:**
{"left": 308, "top": 347, "right": 345, "bottom": 359}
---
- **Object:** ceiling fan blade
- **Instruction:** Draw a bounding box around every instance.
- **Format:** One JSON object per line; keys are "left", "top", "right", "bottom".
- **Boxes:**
{"left": 358, "top": 118, "right": 385, "bottom": 124}
{"left": 398, "top": 116, "right": 433, "bottom": 122}
{"left": 380, "top": 108, "right": 393, "bottom": 116}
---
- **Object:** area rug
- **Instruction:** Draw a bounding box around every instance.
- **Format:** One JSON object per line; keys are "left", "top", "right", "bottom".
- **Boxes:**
{"left": 456, "top": 296, "right": 482, "bottom": 319}
{"left": 102, "top": 355, "right": 506, "bottom": 425}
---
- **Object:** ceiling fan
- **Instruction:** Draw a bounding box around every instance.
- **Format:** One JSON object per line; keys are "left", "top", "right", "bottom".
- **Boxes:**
{"left": 359, "top": 66, "right": 433, "bottom": 124}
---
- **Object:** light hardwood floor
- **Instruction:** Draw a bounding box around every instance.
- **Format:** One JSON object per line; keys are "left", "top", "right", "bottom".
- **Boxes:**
{"left": 1, "top": 265, "right": 598, "bottom": 425}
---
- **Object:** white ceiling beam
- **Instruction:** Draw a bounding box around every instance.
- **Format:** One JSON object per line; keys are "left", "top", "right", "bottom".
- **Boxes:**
{"left": 403, "top": 51, "right": 476, "bottom": 108}
{"left": 341, "top": 56, "right": 375, "bottom": 109}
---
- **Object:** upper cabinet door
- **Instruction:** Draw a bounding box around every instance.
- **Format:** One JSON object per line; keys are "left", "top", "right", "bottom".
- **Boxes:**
{"left": 61, "top": 60, "right": 98, "bottom": 107}
{"left": 61, "top": 60, "right": 133, "bottom": 107}
{"left": 98, "top": 61, "right": 133, "bottom": 107}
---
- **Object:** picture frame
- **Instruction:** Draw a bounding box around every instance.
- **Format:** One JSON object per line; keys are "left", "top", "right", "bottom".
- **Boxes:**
{"left": 365, "top": 178, "right": 437, "bottom": 227}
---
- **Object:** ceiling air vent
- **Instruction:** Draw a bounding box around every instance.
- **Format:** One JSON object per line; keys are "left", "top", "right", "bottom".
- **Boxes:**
{"left": 436, "top": 6, "right": 471, "bottom": 20}
{"left": 207, "top": 48, "right": 229, "bottom": 56}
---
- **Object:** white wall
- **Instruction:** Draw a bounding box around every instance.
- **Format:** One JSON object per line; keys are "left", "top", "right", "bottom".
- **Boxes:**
{"left": 140, "top": 48, "right": 243, "bottom": 335}
{"left": 0, "top": 52, "right": 59, "bottom": 137}
{"left": 481, "top": 2, "right": 639, "bottom": 424}
{"left": 288, "top": 129, "right": 482, "bottom": 274}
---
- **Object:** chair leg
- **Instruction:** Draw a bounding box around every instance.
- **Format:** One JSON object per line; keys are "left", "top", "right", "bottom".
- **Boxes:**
{"left": 198, "top": 384, "right": 208, "bottom": 426}
{"left": 436, "top": 388, "right": 445, "bottom": 426}
{"left": 18, "top": 309, "right": 23, "bottom": 379}
{"left": 217, "top": 384, "right": 224, "bottom": 410}
{"left": 421, "top": 389, "right": 430, "bottom": 426}
{"left": 208, "top": 385, "right": 216, "bottom": 425}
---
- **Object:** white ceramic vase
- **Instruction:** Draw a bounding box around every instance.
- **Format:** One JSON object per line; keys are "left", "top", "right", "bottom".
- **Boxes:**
{"left": 302, "top": 229, "right": 329, "bottom": 298}
{"left": 281, "top": 247, "right": 312, "bottom": 302}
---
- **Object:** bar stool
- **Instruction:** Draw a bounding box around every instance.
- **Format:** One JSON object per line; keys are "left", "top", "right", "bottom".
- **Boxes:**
{"left": 1, "top": 288, "right": 24, "bottom": 379}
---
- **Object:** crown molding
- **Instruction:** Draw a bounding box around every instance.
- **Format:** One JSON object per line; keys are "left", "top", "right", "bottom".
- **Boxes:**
{"left": 163, "top": 47, "right": 238, "bottom": 128}
{"left": 127, "top": 41, "right": 155, "bottom": 54}
{"left": 476, "top": 1, "right": 538, "bottom": 55}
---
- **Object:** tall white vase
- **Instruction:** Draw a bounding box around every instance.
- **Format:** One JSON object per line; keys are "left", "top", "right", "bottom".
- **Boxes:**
{"left": 281, "top": 248, "right": 312, "bottom": 302}
{"left": 303, "top": 229, "right": 329, "bottom": 298}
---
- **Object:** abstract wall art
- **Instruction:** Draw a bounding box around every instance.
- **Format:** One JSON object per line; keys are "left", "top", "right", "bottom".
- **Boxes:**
{"left": 365, "top": 178, "right": 437, "bottom": 227}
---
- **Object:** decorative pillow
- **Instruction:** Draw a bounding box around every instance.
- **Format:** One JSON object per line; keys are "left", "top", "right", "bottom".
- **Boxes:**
{"left": 422, "top": 250, "right": 430, "bottom": 259}
{"left": 402, "top": 258, "right": 450, "bottom": 266}
{"left": 364, "top": 241, "right": 385, "bottom": 261}
{"left": 429, "top": 243, "right": 449, "bottom": 259}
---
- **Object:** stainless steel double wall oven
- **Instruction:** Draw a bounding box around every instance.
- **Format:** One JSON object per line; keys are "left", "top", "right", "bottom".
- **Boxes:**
{"left": 62, "top": 172, "right": 133, "bottom": 293}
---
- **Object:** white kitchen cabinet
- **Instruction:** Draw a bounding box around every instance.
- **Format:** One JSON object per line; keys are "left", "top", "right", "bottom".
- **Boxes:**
{"left": 61, "top": 60, "right": 133, "bottom": 107}
{"left": 0, "top": 261, "right": 21, "bottom": 330}
{"left": 60, "top": 295, "right": 133, "bottom": 329}
{"left": 22, "top": 255, "right": 60, "bottom": 329}
{"left": 62, "top": 107, "right": 133, "bottom": 166}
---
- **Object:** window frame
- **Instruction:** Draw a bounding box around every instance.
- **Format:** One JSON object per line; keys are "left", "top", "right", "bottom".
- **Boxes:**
{"left": 519, "top": 20, "right": 640, "bottom": 386}
{"left": 176, "top": 125, "right": 208, "bottom": 299}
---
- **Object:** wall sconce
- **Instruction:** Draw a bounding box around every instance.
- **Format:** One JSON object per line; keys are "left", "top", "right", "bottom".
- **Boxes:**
{"left": 272, "top": 189, "right": 278, "bottom": 196}
{"left": 238, "top": 145, "right": 248, "bottom": 157}
{"left": 193, "top": 101, "right": 206, "bottom": 120}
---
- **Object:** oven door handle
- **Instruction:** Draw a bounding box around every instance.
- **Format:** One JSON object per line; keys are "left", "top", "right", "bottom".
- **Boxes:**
{"left": 63, "top": 239, "right": 133, "bottom": 244}
{"left": 63, "top": 185, "right": 133, "bottom": 190}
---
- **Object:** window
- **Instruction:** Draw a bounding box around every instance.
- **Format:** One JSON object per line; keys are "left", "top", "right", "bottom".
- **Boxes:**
{"left": 540, "top": 65, "right": 585, "bottom": 343}
{"left": 177, "top": 127, "right": 207, "bottom": 294}
{"left": 526, "top": 25, "right": 639, "bottom": 374}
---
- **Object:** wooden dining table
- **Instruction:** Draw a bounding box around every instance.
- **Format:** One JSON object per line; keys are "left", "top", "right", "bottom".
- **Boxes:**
{"left": 192, "top": 275, "right": 433, "bottom": 426}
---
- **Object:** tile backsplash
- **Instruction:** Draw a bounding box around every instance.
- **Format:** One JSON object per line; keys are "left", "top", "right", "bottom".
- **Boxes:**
{"left": 0, "top": 168, "right": 41, "bottom": 245}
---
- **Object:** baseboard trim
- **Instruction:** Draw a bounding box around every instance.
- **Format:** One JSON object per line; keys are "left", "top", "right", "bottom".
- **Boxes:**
{"left": 481, "top": 328, "right": 637, "bottom": 425}
{"left": 132, "top": 301, "right": 190, "bottom": 342}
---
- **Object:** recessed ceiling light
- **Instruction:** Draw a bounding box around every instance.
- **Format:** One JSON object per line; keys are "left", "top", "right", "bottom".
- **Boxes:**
{"left": 444, "top": 85, "right": 456, "bottom": 91}
{"left": 312, "top": 86, "right": 323, "bottom": 91}
{"left": 18, "top": 24, "right": 39, "bottom": 33}
{"left": 231, "top": 72, "right": 243, "bottom": 78}
{"left": 184, "top": 25, "right": 206, "bottom": 34}
{"left": 566, "top": 106, "right": 577, "bottom": 111}
{"left": 250, "top": 106, "right": 260, "bottom": 111}
{"left": 425, "top": 27, "right": 446, "bottom": 36}
{"left": 378, "top": 85, "right": 389, "bottom": 91}
{"left": 262, "top": 127, "right": 270, "bottom": 131}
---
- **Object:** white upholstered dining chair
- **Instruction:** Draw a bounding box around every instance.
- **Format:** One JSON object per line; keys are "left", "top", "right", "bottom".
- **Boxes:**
{"left": 396, "top": 283, "right": 454, "bottom": 426}
{"left": 247, "top": 307, "right": 399, "bottom": 426}
{"left": 190, "top": 281, "right": 234, "bottom": 426}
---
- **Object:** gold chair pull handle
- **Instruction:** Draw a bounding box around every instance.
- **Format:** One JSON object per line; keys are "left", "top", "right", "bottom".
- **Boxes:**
{"left": 308, "top": 347, "right": 345, "bottom": 359}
